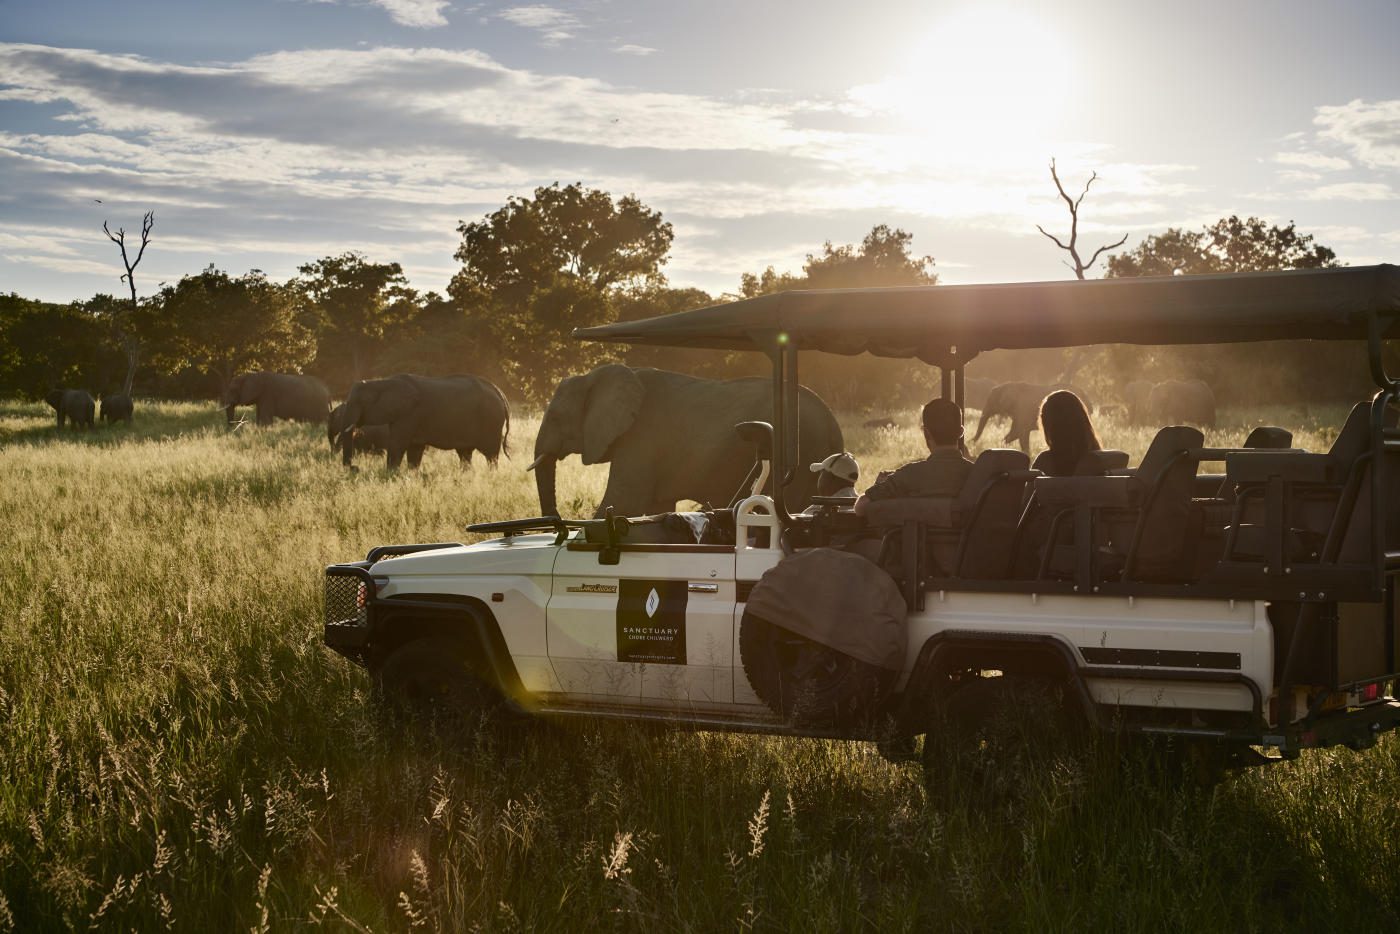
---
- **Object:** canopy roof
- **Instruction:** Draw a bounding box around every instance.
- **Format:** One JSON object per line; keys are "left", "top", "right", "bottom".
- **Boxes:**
{"left": 576, "top": 264, "right": 1400, "bottom": 363}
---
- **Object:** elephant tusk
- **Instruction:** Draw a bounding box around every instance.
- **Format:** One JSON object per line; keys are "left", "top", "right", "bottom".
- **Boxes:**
{"left": 526, "top": 454, "right": 547, "bottom": 472}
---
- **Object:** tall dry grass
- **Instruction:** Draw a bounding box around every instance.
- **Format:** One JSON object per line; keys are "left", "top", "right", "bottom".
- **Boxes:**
{"left": 0, "top": 397, "right": 1396, "bottom": 931}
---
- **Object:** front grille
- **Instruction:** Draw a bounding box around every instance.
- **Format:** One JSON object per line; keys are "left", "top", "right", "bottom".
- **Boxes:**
{"left": 325, "top": 572, "right": 368, "bottom": 629}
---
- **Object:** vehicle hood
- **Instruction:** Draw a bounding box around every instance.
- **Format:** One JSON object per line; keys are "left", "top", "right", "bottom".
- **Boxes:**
{"left": 369, "top": 534, "right": 560, "bottom": 578}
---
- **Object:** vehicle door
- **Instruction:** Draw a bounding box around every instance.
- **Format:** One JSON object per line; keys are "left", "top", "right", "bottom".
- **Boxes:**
{"left": 547, "top": 539, "right": 737, "bottom": 705}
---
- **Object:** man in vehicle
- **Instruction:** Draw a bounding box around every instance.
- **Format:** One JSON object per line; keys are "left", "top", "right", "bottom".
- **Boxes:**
{"left": 854, "top": 398, "right": 973, "bottom": 515}
{"left": 810, "top": 452, "right": 860, "bottom": 499}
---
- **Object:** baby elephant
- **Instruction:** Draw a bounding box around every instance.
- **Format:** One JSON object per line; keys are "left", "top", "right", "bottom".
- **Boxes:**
{"left": 46, "top": 389, "right": 95, "bottom": 429}
{"left": 99, "top": 393, "right": 134, "bottom": 425}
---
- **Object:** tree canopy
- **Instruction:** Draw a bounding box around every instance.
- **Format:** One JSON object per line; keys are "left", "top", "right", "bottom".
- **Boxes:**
{"left": 1106, "top": 215, "right": 1339, "bottom": 278}
{"left": 452, "top": 183, "right": 673, "bottom": 299}
{"left": 298, "top": 252, "right": 416, "bottom": 389}
{"left": 149, "top": 269, "right": 314, "bottom": 394}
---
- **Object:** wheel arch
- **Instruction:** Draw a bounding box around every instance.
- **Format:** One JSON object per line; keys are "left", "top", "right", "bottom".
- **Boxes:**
{"left": 899, "top": 630, "right": 1098, "bottom": 729}
{"left": 372, "top": 594, "right": 529, "bottom": 709}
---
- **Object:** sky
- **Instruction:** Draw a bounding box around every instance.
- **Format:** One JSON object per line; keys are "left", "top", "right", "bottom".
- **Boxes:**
{"left": 1, "top": 0, "right": 1398, "bottom": 304}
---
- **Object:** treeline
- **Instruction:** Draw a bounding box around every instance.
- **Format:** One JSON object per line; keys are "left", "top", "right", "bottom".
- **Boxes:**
{"left": 0, "top": 188, "right": 1381, "bottom": 411}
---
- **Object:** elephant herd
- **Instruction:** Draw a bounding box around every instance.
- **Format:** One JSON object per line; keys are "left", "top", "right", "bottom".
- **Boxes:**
{"left": 44, "top": 389, "right": 133, "bottom": 429}
{"left": 217, "top": 366, "right": 844, "bottom": 517}
{"left": 39, "top": 364, "right": 1220, "bottom": 519}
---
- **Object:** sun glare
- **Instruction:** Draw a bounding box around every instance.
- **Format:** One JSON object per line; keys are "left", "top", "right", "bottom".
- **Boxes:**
{"left": 852, "top": 5, "right": 1076, "bottom": 168}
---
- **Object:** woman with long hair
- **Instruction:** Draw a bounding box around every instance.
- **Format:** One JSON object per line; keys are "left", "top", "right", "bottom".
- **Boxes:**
{"left": 1033, "top": 390, "right": 1101, "bottom": 477}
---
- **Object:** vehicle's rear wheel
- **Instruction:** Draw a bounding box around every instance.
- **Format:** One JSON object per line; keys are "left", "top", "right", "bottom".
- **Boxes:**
{"left": 739, "top": 612, "right": 896, "bottom": 729}
{"left": 373, "top": 636, "right": 502, "bottom": 724}
{"left": 922, "top": 673, "right": 1084, "bottom": 809}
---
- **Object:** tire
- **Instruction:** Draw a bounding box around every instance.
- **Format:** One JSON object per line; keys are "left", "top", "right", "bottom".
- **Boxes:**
{"left": 739, "top": 612, "right": 896, "bottom": 730}
{"left": 373, "top": 636, "right": 502, "bottom": 724}
{"left": 922, "top": 674, "right": 1084, "bottom": 809}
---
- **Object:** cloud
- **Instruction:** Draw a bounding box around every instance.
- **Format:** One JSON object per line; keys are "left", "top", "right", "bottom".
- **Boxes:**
{"left": 613, "top": 44, "right": 657, "bottom": 56}
{"left": 0, "top": 41, "right": 1185, "bottom": 301}
{"left": 1314, "top": 98, "right": 1400, "bottom": 170}
{"left": 498, "top": 5, "right": 578, "bottom": 45}
{"left": 1296, "top": 181, "right": 1397, "bottom": 201}
{"left": 374, "top": 0, "right": 450, "bottom": 28}
{"left": 1274, "top": 151, "right": 1350, "bottom": 171}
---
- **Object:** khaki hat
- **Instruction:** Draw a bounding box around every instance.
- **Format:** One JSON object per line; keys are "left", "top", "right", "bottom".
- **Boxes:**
{"left": 809, "top": 452, "right": 859, "bottom": 483}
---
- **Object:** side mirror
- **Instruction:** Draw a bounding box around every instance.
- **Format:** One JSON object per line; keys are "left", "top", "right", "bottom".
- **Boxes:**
{"left": 734, "top": 421, "right": 774, "bottom": 460}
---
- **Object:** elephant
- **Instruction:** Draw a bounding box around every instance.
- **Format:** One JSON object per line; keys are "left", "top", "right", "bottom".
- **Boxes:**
{"left": 47, "top": 389, "right": 95, "bottom": 429}
{"left": 224, "top": 372, "right": 330, "bottom": 427}
{"left": 1147, "top": 378, "right": 1216, "bottom": 427}
{"left": 962, "top": 376, "right": 998, "bottom": 412}
{"left": 327, "top": 402, "right": 391, "bottom": 453}
{"left": 99, "top": 393, "right": 134, "bottom": 425}
{"left": 530, "top": 365, "right": 845, "bottom": 518}
{"left": 339, "top": 374, "right": 510, "bottom": 471}
{"left": 971, "top": 381, "right": 1092, "bottom": 452}
{"left": 1125, "top": 379, "right": 1155, "bottom": 424}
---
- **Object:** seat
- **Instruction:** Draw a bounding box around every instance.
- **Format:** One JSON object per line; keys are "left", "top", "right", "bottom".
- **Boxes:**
{"left": 1221, "top": 402, "right": 1396, "bottom": 569}
{"left": 1031, "top": 426, "right": 1205, "bottom": 584}
{"left": 861, "top": 449, "right": 1033, "bottom": 602}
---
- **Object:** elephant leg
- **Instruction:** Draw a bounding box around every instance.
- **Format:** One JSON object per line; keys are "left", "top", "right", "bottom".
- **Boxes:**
{"left": 406, "top": 445, "right": 426, "bottom": 470}
{"left": 256, "top": 405, "right": 272, "bottom": 427}
{"left": 385, "top": 446, "right": 406, "bottom": 471}
{"left": 456, "top": 448, "right": 473, "bottom": 468}
{"left": 594, "top": 468, "right": 653, "bottom": 519}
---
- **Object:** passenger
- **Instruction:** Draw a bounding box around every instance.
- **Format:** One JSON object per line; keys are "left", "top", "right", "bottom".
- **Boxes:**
{"left": 1032, "top": 390, "right": 1102, "bottom": 477}
{"left": 809, "top": 452, "right": 860, "bottom": 499}
{"left": 854, "top": 398, "right": 973, "bottom": 516}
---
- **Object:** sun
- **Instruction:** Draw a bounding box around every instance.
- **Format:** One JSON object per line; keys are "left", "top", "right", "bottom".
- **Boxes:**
{"left": 850, "top": 5, "right": 1077, "bottom": 166}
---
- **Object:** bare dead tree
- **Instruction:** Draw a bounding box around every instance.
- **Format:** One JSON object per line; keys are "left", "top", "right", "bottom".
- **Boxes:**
{"left": 1036, "top": 159, "right": 1127, "bottom": 280}
{"left": 103, "top": 210, "right": 154, "bottom": 395}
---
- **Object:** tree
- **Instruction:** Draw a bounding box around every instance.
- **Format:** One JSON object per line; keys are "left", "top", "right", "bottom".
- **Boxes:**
{"left": 1036, "top": 159, "right": 1127, "bottom": 280}
{"left": 103, "top": 211, "right": 154, "bottom": 394}
{"left": 0, "top": 293, "right": 115, "bottom": 398}
{"left": 453, "top": 183, "right": 673, "bottom": 299}
{"left": 1106, "top": 215, "right": 1338, "bottom": 278}
{"left": 1102, "top": 217, "right": 1360, "bottom": 404}
{"left": 298, "top": 252, "right": 416, "bottom": 389}
{"left": 450, "top": 183, "right": 675, "bottom": 403}
{"left": 148, "top": 269, "right": 314, "bottom": 396}
{"left": 737, "top": 225, "right": 940, "bottom": 408}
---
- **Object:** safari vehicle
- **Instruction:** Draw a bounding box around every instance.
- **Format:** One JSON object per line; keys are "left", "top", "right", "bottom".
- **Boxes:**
{"left": 323, "top": 265, "right": 1400, "bottom": 774}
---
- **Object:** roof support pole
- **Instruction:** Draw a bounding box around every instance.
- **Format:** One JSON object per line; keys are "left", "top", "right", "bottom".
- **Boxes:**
{"left": 765, "top": 335, "right": 795, "bottom": 525}
{"left": 940, "top": 366, "right": 952, "bottom": 401}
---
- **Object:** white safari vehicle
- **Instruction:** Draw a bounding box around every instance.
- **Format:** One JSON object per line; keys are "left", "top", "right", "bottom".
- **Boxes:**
{"left": 324, "top": 266, "right": 1400, "bottom": 772}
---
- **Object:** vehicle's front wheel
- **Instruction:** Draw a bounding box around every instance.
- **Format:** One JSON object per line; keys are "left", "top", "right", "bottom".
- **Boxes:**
{"left": 373, "top": 636, "right": 502, "bottom": 724}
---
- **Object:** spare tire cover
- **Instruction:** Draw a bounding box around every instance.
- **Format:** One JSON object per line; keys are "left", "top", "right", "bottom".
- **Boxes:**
{"left": 743, "top": 547, "right": 908, "bottom": 670}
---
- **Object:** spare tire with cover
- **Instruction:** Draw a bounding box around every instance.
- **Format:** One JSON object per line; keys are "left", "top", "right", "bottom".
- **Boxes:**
{"left": 740, "top": 548, "right": 908, "bottom": 728}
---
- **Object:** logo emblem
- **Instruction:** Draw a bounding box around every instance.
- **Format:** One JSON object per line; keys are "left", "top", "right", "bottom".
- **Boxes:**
{"left": 645, "top": 588, "right": 660, "bottom": 618}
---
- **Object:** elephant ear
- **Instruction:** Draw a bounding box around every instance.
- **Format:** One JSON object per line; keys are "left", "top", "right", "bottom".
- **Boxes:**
{"left": 581, "top": 366, "right": 644, "bottom": 465}
{"left": 371, "top": 378, "right": 421, "bottom": 423}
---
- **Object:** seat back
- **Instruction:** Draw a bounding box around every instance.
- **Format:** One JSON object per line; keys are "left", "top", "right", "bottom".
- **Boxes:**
{"left": 1125, "top": 426, "right": 1204, "bottom": 579}
{"left": 1080, "top": 449, "right": 1129, "bottom": 474}
{"left": 955, "top": 449, "right": 1032, "bottom": 578}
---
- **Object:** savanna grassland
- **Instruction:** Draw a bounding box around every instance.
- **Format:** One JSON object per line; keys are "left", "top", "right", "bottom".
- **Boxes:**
{"left": 1, "top": 399, "right": 1398, "bottom": 932}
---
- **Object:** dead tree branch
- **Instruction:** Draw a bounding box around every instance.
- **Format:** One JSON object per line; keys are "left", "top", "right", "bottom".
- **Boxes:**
{"left": 1035, "top": 159, "right": 1127, "bottom": 280}
{"left": 103, "top": 210, "right": 154, "bottom": 395}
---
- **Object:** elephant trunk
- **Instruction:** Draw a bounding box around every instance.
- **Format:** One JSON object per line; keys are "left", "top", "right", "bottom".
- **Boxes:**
{"left": 972, "top": 406, "right": 993, "bottom": 442}
{"left": 533, "top": 455, "right": 559, "bottom": 517}
{"left": 341, "top": 426, "right": 356, "bottom": 467}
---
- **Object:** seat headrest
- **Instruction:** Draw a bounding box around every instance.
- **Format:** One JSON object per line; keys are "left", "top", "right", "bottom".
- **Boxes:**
{"left": 1139, "top": 426, "right": 1205, "bottom": 479}
{"left": 1243, "top": 426, "right": 1293, "bottom": 449}
{"left": 957, "top": 448, "right": 1030, "bottom": 509}
{"left": 1327, "top": 401, "right": 1400, "bottom": 470}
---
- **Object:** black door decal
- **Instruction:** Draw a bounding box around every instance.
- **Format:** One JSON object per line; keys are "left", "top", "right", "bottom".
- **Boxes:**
{"left": 617, "top": 579, "right": 688, "bottom": 664}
